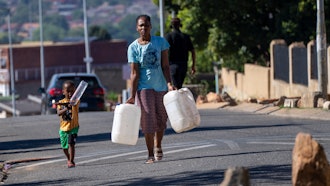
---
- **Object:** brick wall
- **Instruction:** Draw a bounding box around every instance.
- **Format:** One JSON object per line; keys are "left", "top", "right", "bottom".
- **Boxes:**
{"left": 221, "top": 39, "right": 330, "bottom": 101}
{"left": 2, "top": 40, "right": 128, "bottom": 69}
{"left": 0, "top": 40, "right": 128, "bottom": 97}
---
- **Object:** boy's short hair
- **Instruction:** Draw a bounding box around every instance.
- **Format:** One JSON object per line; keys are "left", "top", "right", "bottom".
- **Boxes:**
{"left": 63, "top": 80, "right": 75, "bottom": 88}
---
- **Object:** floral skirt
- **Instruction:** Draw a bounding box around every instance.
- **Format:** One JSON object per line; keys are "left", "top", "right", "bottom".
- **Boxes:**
{"left": 136, "top": 89, "right": 168, "bottom": 134}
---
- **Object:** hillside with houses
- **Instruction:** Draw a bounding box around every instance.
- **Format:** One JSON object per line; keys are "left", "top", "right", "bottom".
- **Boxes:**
{"left": 0, "top": 0, "right": 160, "bottom": 44}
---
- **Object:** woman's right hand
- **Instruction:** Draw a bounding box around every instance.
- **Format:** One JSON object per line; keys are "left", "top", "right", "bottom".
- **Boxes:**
{"left": 126, "top": 96, "right": 135, "bottom": 104}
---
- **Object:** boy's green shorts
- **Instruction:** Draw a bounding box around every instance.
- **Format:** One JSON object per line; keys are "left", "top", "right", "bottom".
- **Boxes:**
{"left": 59, "top": 127, "right": 79, "bottom": 149}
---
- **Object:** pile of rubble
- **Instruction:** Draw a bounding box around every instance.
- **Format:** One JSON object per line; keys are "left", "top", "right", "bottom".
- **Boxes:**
{"left": 0, "top": 162, "right": 10, "bottom": 184}
{"left": 247, "top": 91, "right": 330, "bottom": 109}
{"left": 197, "top": 91, "right": 330, "bottom": 110}
{"left": 196, "top": 92, "right": 237, "bottom": 106}
{"left": 219, "top": 132, "right": 330, "bottom": 186}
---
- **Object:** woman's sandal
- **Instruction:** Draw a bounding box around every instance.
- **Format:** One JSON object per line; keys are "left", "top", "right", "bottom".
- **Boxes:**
{"left": 67, "top": 160, "right": 75, "bottom": 168}
{"left": 145, "top": 156, "right": 155, "bottom": 164}
{"left": 154, "top": 147, "right": 163, "bottom": 161}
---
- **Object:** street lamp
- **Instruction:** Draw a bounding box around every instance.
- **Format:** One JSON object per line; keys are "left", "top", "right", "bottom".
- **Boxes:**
{"left": 0, "top": 7, "right": 16, "bottom": 116}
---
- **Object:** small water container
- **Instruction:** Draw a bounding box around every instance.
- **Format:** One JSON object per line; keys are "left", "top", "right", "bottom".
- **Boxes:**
{"left": 70, "top": 80, "right": 88, "bottom": 106}
{"left": 163, "top": 88, "right": 201, "bottom": 133}
{"left": 111, "top": 104, "right": 141, "bottom": 145}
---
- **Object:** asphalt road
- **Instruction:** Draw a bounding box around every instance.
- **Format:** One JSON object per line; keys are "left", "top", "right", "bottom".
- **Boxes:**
{"left": 1, "top": 108, "right": 330, "bottom": 186}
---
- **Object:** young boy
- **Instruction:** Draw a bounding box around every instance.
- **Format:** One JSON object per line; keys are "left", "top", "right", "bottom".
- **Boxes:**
{"left": 57, "top": 80, "right": 80, "bottom": 168}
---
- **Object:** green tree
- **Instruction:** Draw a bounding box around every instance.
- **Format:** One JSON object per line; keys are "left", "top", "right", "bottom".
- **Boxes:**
{"left": 9, "top": 0, "right": 51, "bottom": 24}
{"left": 86, "top": 0, "right": 135, "bottom": 7}
{"left": 67, "top": 28, "right": 84, "bottom": 37}
{"left": 116, "top": 14, "right": 140, "bottom": 43}
{"left": 104, "top": 23, "right": 120, "bottom": 38}
{"left": 32, "top": 24, "right": 66, "bottom": 42}
{"left": 154, "top": 0, "right": 330, "bottom": 73}
{"left": 43, "top": 14, "right": 69, "bottom": 31}
{"left": 115, "top": 14, "right": 160, "bottom": 44}
{"left": 89, "top": 25, "right": 112, "bottom": 41}
{"left": 0, "top": 2, "right": 9, "bottom": 25}
{"left": 71, "top": 9, "right": 83, "bottom": 20}
{"left": 0, "top": 32, "right": 9, "bottom": 44}
{"left": 0, "top": 32, "right": 23, "bottom": 44}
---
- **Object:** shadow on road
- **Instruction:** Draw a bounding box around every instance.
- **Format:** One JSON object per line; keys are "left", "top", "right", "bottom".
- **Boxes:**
{"left": 0, "top": 133, "right": 111, "bottom": 152}
{"left": 4, "top": 178, "right": 89, "bottom": 186}
{"left": 1, "top": 122, "right": 299, "bottom": 153}
{"left": 101, "top": 163, "right": 291, "bottom": 185}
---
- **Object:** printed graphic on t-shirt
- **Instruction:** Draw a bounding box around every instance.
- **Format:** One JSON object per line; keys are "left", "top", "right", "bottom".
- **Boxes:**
{"left": 141, "top": 46, "right": 158, "bottom": 69}
{"left": 62, "top": 105, "right": 72, "bottom": 121}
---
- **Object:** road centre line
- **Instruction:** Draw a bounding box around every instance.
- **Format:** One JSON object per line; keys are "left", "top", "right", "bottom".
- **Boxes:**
{"left": 129, "top": 144, "right": 216, "bottom": 160}
{"left": 15, "top": 148, "right": 142, "bottom": 170}
{"left": 213, "top": 139, "right": 240, "bottom": 150}
{"left": 77, "top": 150, "right": 147, "bottom": 165}
{"left": 15, "top": 150, "right": 147, "bottom": 170}
{"left": 15, "top": 158, "right": 68, "bottom": 170}
{"left": 247, "top": 141, "right": 294, "bottom": 145}
{"left": 247, "top": 138, "right": 330, "bottom": 145}
{"left": 80, "top": 144, "right": 216, "bottom": 163}
{"left": 75, "top": 141, "right": 213, "bottom": 161}
{"left": 14, "top": 141, "right": 216, "bottom": 170}
{"left": 314, "top": 138, "right": 330, "bottom": 141}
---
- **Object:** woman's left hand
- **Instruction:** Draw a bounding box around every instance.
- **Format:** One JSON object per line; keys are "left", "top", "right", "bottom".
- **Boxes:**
{"left": 167, "top": 83, "right": 175, "bottom": 91}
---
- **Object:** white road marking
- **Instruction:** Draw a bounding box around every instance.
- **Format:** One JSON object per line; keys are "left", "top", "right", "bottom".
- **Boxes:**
{"left": 247, "top": 141, "right": 294, "bottom": 145}
{"left": 130, "top": 144, "right": 216, "bottom": 160}
{"left": 314, "top": 138, "right": 330, "bottom": 141}
{"left": 12, "top": 135, "right": 330, "bottom": 170}
{"left": 77, "top": 150, "right": 146, "bottom": 165}
{"left": 213, "top": 139, "right": 240, "bottom": 150}
{"left": 15, "top": 142, "right": 215, "bottom": 169}
{"left": 15, "top": 158, "right": 67, "bottom": 170}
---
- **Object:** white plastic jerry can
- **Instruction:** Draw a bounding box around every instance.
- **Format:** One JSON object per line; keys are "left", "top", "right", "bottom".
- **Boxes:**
{"left": 163, "top": 88, "right": 201, "bottom": 133}
{"left": 111, "top": 104, "right": 141, "bottom": 145}
{"left": 70, "top": 80, "right": 88, "bottom": 106}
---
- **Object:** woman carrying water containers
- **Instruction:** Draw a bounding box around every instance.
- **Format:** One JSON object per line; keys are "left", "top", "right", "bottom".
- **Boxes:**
{"left": 126, "top": 15, "right": 174, "bottom": 164}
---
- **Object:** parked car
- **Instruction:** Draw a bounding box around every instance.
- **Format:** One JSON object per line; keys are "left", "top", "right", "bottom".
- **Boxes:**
{"left": 46, "top": 73, "right": 106, "bottom": 114}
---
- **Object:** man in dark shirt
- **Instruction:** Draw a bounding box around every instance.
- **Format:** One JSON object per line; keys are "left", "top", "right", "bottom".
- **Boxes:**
{"left": 165, "top": 18, "right": 196, "bottom": 89}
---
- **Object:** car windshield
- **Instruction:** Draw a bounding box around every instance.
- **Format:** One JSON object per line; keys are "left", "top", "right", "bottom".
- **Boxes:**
{"left": 55, "top": 76, "right": 100, "bottom": 89}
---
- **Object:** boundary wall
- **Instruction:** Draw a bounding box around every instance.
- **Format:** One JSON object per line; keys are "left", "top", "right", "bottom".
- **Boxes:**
{"left": 222, "top": 39, "right": 326, "bottom": 101}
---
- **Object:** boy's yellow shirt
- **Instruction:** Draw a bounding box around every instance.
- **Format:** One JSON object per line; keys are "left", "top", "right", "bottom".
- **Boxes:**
{"left": 58, "top": 98, "right": 80, "bottom": 131}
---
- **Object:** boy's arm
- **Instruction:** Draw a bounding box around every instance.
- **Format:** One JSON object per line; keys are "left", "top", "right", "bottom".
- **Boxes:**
{"left": 57, "top": 103, "right": 69, "bottom": 116}
{"left": 57, "top": 107, "right": 67, "bottom": 116}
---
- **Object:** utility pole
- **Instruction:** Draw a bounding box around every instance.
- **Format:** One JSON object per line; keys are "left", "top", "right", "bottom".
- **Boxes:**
{"left": 7, "top": 12, "right": 16, "bottom": 117}
{"left": 316, "top": 0, "right": 328, "bottom": 99}
{"left": 159, "top": 0, "right": 164, "bottom": 37}
{"left": 39, "top": 0, "right": 46, "bottom": 114}
{"left": 83, "top": 0, "right": 93, "bottom": 74}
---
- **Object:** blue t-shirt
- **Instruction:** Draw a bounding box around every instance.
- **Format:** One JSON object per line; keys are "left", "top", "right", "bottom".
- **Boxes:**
{"left": 127, "top": 36, "right": 170, "bottom": 91}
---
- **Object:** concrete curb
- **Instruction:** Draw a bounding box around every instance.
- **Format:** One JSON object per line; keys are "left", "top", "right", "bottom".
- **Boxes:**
{"left": 0, "top": 157, "right": 57, "bottom": 184}
{"left": 270, "top": 107, "right": 330, "bottom": 121}
{"left": 196, "top": 102, "right": 230, "bottom": 110}
{"left": 0, "top": 162, "right": 9, "bottom": 183}
{"left": 198, "top": 102, "right": 330, "bottom": 121}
